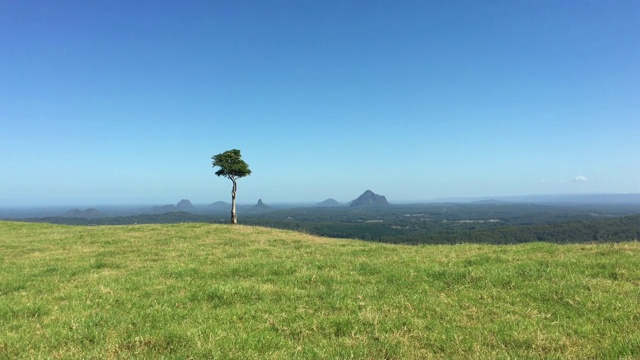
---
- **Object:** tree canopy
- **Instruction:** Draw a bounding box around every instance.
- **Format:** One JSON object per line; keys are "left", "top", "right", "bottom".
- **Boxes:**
{"left": 211, "top": 149, "right": 252, "bottom": 180}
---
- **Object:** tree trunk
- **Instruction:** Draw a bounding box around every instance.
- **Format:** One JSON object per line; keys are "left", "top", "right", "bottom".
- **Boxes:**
{"left": 230, "top": 179, "right": 238, "bottom": 224}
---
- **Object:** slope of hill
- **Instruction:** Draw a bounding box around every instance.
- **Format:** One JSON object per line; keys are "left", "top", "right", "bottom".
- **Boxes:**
{"left": 1, "top": 221, "right": 638, "bottom": 359}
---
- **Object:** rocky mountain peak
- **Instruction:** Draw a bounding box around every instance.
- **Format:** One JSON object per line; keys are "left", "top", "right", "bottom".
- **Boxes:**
{"left": 350, "top": 190, "right": 390, "bottom": 207}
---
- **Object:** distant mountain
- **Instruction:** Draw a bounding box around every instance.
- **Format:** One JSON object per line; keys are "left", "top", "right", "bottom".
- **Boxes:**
{"left": 350, "top": 190, "right": 390, "bottom": 207}
{"left": 248, "top": 199, "right": 273, "bottom": 213}
{"left": 150, "top": 199, "right": 196, "bottom": 214}
{"left": 209, "top": 201, "right": 230, "bottom": 210}
{"left": 253, "top": 199, "right": 270, "bottom": 209}
{"left": 316, "top": 198, "right": 342, "bottom": 207}
{"left": 176, "top": 199, "right": 195, "bottom": 210}
{"left": 62, "top": 208, "right": 106, "bottom": 218}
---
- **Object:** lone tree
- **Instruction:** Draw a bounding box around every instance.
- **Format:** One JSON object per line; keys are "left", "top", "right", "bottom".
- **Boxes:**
{"left": 211, "top": 149, "right": 252, "bottom": 224}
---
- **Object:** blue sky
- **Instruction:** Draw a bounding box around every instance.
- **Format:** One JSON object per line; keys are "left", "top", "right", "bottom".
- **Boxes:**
{"left": 1, "top": 0, "right": 639, "bottom": 207}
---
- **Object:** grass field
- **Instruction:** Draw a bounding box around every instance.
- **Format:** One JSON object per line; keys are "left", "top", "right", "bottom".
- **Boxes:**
{"left": 1, "top": 221, "right": 639, "bottom": 359}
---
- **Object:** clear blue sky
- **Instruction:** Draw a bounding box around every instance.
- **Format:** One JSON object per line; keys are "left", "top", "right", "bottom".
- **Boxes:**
{"left": 1, "top": 1, "right": 639, "bottom": 207}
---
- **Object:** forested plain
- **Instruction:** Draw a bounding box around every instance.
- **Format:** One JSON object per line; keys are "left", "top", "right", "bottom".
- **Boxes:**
{"left": 18, "top": 202, "right": 640, "bottom": 245}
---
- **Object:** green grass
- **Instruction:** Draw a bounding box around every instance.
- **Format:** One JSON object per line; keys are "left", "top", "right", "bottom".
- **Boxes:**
{"left": 1, "top": 221, "right": 639, "bottom": 359}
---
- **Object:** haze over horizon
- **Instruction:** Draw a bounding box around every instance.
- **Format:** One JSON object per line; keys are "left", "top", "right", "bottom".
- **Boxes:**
{"left": 2, "top": 1, "right": 639, "bottom": 207}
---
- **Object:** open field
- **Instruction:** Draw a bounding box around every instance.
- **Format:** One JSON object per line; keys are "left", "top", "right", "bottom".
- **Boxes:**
{"left": 1, "top": 221, "right": 639, "bottom": 359}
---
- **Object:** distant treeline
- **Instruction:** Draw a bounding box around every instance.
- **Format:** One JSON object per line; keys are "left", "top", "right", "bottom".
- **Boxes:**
{"left": 243, "top": 215, "right": 640, "bottom": 245}
{"left": 19, "top": 212, "right": 640, "bottom": 245}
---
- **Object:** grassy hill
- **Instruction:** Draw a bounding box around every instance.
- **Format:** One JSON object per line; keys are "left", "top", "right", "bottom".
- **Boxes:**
{"left": 1, "top": 221, "right": 639, "bottom": 359}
